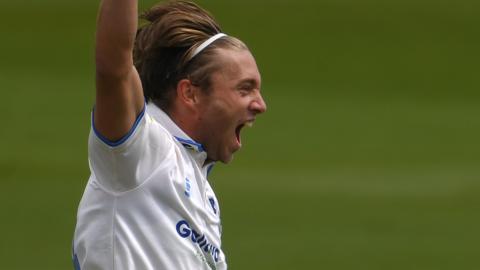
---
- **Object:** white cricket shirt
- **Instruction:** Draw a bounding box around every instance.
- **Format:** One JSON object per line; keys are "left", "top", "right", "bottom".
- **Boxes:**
{"left": 73, "top": 103, "right": 227, "bottom": 270}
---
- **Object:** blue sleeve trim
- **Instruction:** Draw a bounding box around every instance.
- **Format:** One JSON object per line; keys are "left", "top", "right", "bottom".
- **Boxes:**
{"left": 92, "top": 103, "right": 146, "bottom": 147}
{"left": 72, "top": 253, "right": 81, "bottom": 270}
{"left": 72, "top": 243, "right": 81, "bottom": 270}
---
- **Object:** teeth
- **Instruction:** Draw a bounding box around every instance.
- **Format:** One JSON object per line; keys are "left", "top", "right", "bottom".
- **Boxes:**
{"left": 245, "top": 121, "right": 254, "bottom": 128}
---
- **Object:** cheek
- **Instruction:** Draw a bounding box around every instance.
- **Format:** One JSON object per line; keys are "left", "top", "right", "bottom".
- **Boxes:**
{"left": 203, "top": 97, "right": 236, "bottom": 120}
{"left": 198, "top": 91, "right": 247, "bottom": 131}
{"left": 200, "top": 102, "right": 238, "bottom": 141}
{"left": 199, "top": 102, "right": 230, "bottom": 131}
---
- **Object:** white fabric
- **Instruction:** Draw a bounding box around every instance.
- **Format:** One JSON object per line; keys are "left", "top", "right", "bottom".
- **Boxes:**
{"left": 191, "top": 33, "right": 227, "bottom": 59}
{"left": 73, "top": 103, "right": 226, "bottom": 270}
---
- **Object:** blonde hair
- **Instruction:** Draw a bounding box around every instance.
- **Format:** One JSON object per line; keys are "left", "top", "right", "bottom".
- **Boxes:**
{"left": 134, "top": 0, "right": 248, "bottom": 111}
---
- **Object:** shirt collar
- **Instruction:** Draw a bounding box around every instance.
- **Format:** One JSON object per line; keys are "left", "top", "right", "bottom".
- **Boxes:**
{"left": 147, "top": 103, "right": 216, "bottom": 173}
{"left": 147, "top": 102, "right": 209, "bottom": 155}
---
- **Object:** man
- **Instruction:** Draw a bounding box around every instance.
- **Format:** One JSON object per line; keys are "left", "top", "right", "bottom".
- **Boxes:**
{"left": 72, "top": 0, "right": 266, "bottom": 269}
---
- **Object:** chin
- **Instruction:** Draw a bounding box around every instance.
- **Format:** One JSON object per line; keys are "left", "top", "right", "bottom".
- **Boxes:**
{"left": 219, "top": 154, "right": 234, "bottom": 164}
{"left": 206, "top": 149, "right": 234, "bottom": 164}
{"left": 217, "top": 149, "right": 236, "bottom": 164}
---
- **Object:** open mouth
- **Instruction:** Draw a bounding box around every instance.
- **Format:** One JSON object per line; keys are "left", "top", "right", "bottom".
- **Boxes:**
{"left": 235, "top": 120, "right": 254, "bottom": 145}
{"left": 235, "top": 124, "right": 244, "bottom": 144}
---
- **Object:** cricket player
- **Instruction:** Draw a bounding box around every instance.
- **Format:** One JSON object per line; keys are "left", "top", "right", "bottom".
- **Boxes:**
{"left": 72, "top": 0, "right": 266, "bottom": 269}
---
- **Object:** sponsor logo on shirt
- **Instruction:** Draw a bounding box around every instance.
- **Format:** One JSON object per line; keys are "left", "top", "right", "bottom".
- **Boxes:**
{"left": 176, "top": 220, "right": 220, "bottom": 263}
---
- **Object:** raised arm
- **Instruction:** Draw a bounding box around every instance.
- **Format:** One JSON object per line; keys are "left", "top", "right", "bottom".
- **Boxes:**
{"left": 94, "top": 0, "right": 144, "bottom": 142}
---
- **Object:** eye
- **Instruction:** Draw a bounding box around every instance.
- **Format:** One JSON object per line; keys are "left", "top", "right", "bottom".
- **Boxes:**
{"left": 237, "top": 83, "right": 254, "bottom": 96}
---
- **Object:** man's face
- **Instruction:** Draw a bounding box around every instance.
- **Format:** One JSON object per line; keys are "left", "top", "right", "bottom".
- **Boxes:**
{"left": 195, "top": 48, "right": 267, "bottom": 163}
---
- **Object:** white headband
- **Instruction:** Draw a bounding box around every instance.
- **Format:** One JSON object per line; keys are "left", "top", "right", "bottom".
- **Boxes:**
{"left": 190, "top": 33, "right": 227, "bottom": 59}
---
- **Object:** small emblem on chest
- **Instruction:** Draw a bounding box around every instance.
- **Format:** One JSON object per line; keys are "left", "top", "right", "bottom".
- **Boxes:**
{"left": 185, "top": 178, "right": 191, "bottom": 197}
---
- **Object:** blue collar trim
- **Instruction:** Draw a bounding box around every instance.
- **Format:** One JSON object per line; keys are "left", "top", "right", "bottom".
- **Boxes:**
{"left": 174, "top": 136, "right": 205, "bottom": 152}
{"left": 146, "top": 103, "right": 206, "bottom": 154}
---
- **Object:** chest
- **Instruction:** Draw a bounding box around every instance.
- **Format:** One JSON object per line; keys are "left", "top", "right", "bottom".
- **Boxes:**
{"left": 144, "top": 144, "right": 222, "bottom": 243}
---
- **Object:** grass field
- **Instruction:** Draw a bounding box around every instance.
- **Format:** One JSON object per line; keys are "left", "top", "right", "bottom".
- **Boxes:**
{"left": 1, "top": 0, "right": 479, "bottom": 269}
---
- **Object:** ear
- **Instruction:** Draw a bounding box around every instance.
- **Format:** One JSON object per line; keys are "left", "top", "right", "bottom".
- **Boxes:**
{"left": 176, "top": 79, "right": 199, "bottom": 108}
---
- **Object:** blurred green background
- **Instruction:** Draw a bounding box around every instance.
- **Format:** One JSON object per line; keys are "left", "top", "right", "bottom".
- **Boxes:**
{"left": 1, "top": 0, "right": 479, "bottom": 269}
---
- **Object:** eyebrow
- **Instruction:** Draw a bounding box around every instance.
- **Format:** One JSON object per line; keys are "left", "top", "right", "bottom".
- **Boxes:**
{"left": 237, "top": 79, "right": 260, "bottom": 88}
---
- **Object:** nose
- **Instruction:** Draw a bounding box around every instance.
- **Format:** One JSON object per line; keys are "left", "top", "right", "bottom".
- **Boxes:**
{"left": 249, "top": 92, "right": 267, "bottom": 114}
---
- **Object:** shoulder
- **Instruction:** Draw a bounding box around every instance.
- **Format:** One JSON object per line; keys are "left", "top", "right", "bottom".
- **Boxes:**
{"left": 88, "top": 109, "right": 178, "bottom": 192}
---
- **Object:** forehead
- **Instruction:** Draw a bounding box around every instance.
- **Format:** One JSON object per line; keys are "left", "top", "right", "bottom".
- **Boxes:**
{"left": 213, "top": 48, "right": 261, "bottom": 85}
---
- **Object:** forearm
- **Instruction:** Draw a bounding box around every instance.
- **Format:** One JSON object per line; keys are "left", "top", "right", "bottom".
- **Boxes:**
{"left": 95, "top": 0, "right": 138, "bottom": 77}
{"left": 93, "top": 0, "right": 144, "bottom": 142}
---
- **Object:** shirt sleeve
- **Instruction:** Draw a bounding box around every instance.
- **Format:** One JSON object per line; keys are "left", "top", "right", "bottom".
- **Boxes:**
{"left": 87, "top": 107, "right": 175, "bottom": 193}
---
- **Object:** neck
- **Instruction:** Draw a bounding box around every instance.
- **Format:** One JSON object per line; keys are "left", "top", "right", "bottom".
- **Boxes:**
{"left": 167, "top": 106, "right": 201, "bottom": 144}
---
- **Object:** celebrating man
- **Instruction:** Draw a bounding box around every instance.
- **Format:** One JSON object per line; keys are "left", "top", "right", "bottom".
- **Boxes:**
{"left": 72, "top": 0, "right": 266, "bottom": 269}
